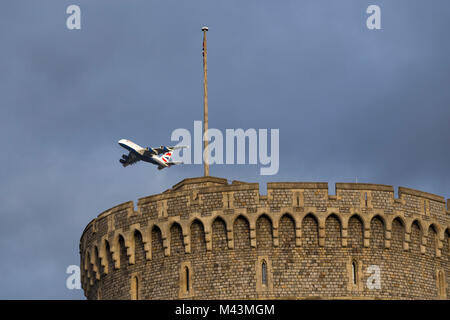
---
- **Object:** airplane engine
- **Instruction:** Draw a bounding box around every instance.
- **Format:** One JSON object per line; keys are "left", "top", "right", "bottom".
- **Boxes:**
{"left": 121, "top": 154, "right": 129, "bottom": 160}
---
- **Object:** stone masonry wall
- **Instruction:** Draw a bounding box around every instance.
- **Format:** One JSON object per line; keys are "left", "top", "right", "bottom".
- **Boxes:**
{"left": 80, "top": 177, "right": 450, "bottom": 300}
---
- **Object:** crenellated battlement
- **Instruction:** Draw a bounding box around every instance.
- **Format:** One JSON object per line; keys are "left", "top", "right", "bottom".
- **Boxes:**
{"left": 80, "top": 177, "right": 450, "bottom": 300}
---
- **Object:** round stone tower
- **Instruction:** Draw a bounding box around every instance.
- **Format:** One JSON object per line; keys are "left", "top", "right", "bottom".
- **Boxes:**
{"left": 80, "top": 176, "right": 449, "bottom": 299}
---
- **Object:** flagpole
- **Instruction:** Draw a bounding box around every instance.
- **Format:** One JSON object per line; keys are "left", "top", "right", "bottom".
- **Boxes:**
{"left": 202, "top": 26, "right": 210, "bottom": 177}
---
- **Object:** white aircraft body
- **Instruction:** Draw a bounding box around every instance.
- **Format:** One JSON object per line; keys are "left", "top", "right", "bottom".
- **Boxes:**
{"left": 118, "top": 139, "right": 187, "bottom": 170}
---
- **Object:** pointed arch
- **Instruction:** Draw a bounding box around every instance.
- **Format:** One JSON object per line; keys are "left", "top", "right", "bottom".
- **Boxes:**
{"left": 256, "top": 213, "right": 274, "bottom": 226}
{"left": 151, "top": 225, "right": 164, "bottom": 260}
{"left": 256, "top": 214, "right": 273, "bottom": 250}
{"left": 427, "top": 224, "right": 438, "bottom": 257}
{"left": 233, "top": 215, "right": 251, "bottom": 249}
{"left": 170, "top": 222, "right": 184, "bottom": 256}
{"left": 349, "top": 213, "right": 366, "bottom": 229}
{"left": 391, "top": 217, "right": 405, "bottom": 251}
{"left": 370, "top": 215, "right": 385, "bottom": 249}
{"left": 325, "top": 213, "right": 341, "bottom": 248}
{"left": 212, "top": 216, "right": 228, "bottom": 251}
{"left": 279, "top": 214, "right": 295, "bottom": 248}
{"left": 118, "top": 234, "right": 127, "bottom": 267}
{"left": 104, "top": 239, "right": 114, "bottom": 272}
{"left": 410, "top": 220, "right": 422, "bottom": 254}
{"left": 348, "top": 214, "right": 364, "bottom": 249}
{"left": 443, "top": 228, "right": 450, "bottom": 258}
{"left": 408, "top": 219, "right": 423, "bottom": 233}
{"left": 428, "top": 223, "right": 440, "bottom": 235}
{"left": 133, "top": 229, "right": 146, "bottom": 263}
{"left": 302, "top": 213, "right": 319, "bottom": 247}
{"left": 111, "top": 231, "right": 127, "bottom": 269}
{"left": 130, "top": 275, "right": 139, "bottom": 300}
{"left": 190, "top": 219, "right": 206, "bottom": 254}
{"left": 390, "top": 215, "right": 407, "bottom": 229}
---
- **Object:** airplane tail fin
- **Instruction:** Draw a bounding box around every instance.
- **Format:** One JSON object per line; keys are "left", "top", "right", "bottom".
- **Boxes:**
{"left": 159, "top": 151, "right": 183, "bottom": 168}
{"left": 160, "top": 151, "right": 173, "bottom": 163}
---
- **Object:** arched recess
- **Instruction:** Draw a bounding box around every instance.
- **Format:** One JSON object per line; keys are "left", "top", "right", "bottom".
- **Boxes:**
{"left": 151, "top": 225, "right": 164, "bottom": 260}
{"left": 279, "top": 214, "right": 295, "bottom": 249}
{"left": 212, "top": 217, "right": 227, "bottom": 252}
{"left": 437, "top": 269, "right": 447, "bottom": 299}
{"left": 111, "top": 232, "right": 127, "bottom": 269}
{"left": 391, "top": 217, "right": 405, "bottom": 251}
{"left": 410, "top": 220, "right": 422, "bottom": 254}
{"left": 130, "top": 275, "right": 139, "bottom": 300}
{"left": 190, "top": 219, "right": 206, "bottom": 254}
{"left": 444, "top": 228, "right": 450, "bottom": 258}
{"left": 170, "top": 222, "right": 184, "bottom": 256}
{"left": 85, "top": 251, "right": 93, "bottom": 285}
{"left": 325, "top": 214, "right": 341, "bottom": 248}
{"left": 233, "top": 215, "right": 251, "bottom": 249}
{"left": 348, "top": 214, "right": 364, "bottom": 249}
{"left": 134, "top": 229, "right": 146, "bottom": 264}
{"left": 105, "top": 240, "right": 114, "bottom": 273}
{"left": 427, "top": 224, "right": 438, "bottom": 257}
{"left": 302, "top": 213, "right": 319, "bottom": 247}
{"left": 256, "top": 214, "right": 273, "bottom": 250}
{"left": 94, "top": 246, "right": 102, "bottom": 278}
{"left": 370, "top": 215, "right": 385, "bottom": 250}
{"left": 118, "top": 235, "right": 128, "bottom": 268}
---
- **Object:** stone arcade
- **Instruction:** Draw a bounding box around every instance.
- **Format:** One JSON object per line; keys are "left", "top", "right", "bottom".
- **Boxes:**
{"left": 80, "top": 176, "right": 450, "bottom": 299}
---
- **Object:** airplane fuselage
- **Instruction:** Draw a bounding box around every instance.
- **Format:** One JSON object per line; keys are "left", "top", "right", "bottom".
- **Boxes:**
{"left": 118, "top": 139, "right": 169, "bottom": 168}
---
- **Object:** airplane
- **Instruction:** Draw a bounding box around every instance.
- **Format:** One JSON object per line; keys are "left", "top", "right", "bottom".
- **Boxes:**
{"left": 118, "top": 139, "right": 187, "bottom": 170}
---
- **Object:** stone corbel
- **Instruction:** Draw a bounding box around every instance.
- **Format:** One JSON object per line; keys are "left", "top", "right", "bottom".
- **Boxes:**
{"left": 363, "top": 228, "right": 371, "bottom": 248}
{"left": 90, "top": 247, "right": 100, "bottom": 280}
{"left": 250, "top": 220, "right": 256, "bottom": 248}
{"left": 125, "top": 231, "right": 136, "bottom": 265}
{"left": 295, "top": 227, "right": 302, "bottom": 247}
{"left": 404, "top": 232, "right": 411, "bottom": 251}
{"left": 205, "top": 227, "right": 212, "bottom": 251}
{"left": 420, "top": 235, "right": 427, "bottom": 254}
{"left": 227, "top": 228, "right": 234, "bottom": 249}
{"left": 183, "top": 232, "right": 191, "bottom": 254}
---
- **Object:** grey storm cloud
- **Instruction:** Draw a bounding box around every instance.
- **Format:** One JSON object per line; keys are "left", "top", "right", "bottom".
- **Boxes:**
{"left": 0, "top": 0, "right": 449, "bottom": 298}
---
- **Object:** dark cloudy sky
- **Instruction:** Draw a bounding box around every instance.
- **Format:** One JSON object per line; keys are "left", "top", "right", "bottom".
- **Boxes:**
{"left": 0, "top": 0, "right": 449, "bottom": 299}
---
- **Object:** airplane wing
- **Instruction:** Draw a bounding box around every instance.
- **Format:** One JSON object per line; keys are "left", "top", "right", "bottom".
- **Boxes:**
{"left": 157, "top": 161, "right": 183, "bottom": 170}
{"left": 167, "top": 161, "right": 183, "bottom": 166}
{"left": 151, "top": 145, "right": 189, "bottom": 155}
{"left": 143, "top": 146, "right": 171, "bottom": 155}
{"left": 119, "top": 152, "right": 140, "bottom": 167}
{"left": 143, "top": 148, "right": 158, "bottom": 157}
